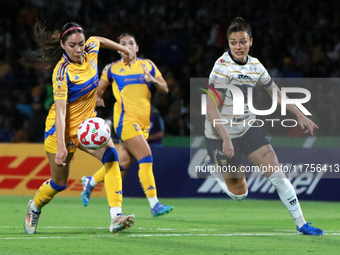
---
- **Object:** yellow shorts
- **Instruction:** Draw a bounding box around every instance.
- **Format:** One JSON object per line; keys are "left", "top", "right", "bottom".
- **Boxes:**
{"left": 114, "top": 114, "right": 150, "bottom": 142}
{"left": 44, "top": 134, "right": 79, "bottom": 154}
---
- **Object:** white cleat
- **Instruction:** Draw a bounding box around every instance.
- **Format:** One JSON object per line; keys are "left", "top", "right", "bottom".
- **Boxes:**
{"left": 24, "top": 200, "right": 41, "bottom": 234}
{"left": 110, "top": 214, "right": 135, "bottom": 232}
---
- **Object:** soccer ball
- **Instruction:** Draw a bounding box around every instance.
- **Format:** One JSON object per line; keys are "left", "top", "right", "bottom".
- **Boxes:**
{"left": 77, "top": 117, "right": 111, "bottom": 149}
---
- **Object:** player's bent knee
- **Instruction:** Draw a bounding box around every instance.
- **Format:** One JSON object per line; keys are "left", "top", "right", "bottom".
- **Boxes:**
{"left": 268, "top": 171, "right": 286, "bottom": 187}
{"left": 101, "top": 147, "right": 119, "bottom": 164}
{"left": 229, "top": 190, "right": 248, "bottom": 201}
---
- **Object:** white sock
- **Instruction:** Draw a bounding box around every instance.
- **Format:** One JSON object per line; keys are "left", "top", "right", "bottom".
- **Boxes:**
{"left": 148, "top": 196, "right": 159, "bottom": 208}
{"left": 31, "top": 201, "right": 41, "bottom": 213}
{"left": 110, "top": 207, "right": 122, "bottom": 219}
{"left": 268, "top": 172, "right": 306, "bottom": 228}
{"left": 89, "top": 177, "right": 97, "bottom": 188}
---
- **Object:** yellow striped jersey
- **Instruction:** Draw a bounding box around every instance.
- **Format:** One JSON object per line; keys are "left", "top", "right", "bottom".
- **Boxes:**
{"left": 101, "top": 58, "right": 162, "bottom": 127}
{"left": 45, "top": 37, "right": 100, "bottom": 139}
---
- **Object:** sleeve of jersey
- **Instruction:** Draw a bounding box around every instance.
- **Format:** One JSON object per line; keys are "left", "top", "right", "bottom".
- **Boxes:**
{"left": 85, "top": 37, "right": 100, "bottom": 54}
{"left": 52, "top": 63, "right": 68, "bottom": 101}
{"left": 208, "top": 62, "right": 231, "bottom": 93}
{"left": 148, "top": 60, "right": 162, "bottom": 78}
{"left": 100, "top": 64, "right": 113, "bottom": 83}
{"left": 258, "top": 64, "right": 273, "bottom": 87}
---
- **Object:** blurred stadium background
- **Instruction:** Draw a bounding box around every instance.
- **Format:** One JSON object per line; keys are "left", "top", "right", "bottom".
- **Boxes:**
{"left": 1, "top": 1, "right": 340, "bottom": 253}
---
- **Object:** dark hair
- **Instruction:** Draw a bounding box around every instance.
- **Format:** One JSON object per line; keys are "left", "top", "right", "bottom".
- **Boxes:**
{"left": 116, "top": 33, "right": 137, "bottom": 44}
{"left": 20, "top": 21, "right": 85, "bottom": 71}
{"left": 227, "top": 17, "right": 252, "bottom": 39}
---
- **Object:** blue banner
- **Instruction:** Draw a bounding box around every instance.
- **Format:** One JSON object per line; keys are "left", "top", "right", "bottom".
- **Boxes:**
{"left": 122, "top": 147, "right": 340, "bottom": 201}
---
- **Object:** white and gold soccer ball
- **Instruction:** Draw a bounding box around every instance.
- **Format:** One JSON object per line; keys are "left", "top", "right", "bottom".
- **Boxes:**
{"left": 77, "top": 117, "right": 111, "bottom": 149}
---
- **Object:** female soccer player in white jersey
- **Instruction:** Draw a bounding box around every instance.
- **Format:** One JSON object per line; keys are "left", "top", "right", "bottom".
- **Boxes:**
{"left": 22, "top": 22, "right": 135, "bottom": 234}
{"left": 205, "top": 17, "right": 323, "bottom": 235}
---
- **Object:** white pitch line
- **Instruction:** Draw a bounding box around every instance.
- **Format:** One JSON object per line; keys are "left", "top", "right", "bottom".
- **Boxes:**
{"left": 0, "top": 226, "right": 220, "bottom": 231}
{"left": 2, "top": 232, "right": 340, "bottom": 240}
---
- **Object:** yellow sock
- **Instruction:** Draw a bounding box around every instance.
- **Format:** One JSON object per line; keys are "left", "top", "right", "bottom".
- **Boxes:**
{"left": 33, "top": 179, "right": 66, "bottom": 208}
{"left": 93, "top": 166, "right": 105, "bottom": 184}
{"left": 138, "top": 156, "right": 157, "bottom": 198}
{"left": 104, "top": 161, "right": 122, "bottom": 208}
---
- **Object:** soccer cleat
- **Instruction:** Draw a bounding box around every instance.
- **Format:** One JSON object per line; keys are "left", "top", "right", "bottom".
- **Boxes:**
{"left": 24, "top": 200, "right": 41, "bottom": 234}
{"left": 297, "top": 222, "right": 324, "bottom": 235}
{"left": 151, "top": 202, "right": 174, "bottom": 217}
{"left": 110, "top": 214, "right": 135, "bottom": 232}
{"left": 81, "top": 176, "right": 93, "bottom": 207}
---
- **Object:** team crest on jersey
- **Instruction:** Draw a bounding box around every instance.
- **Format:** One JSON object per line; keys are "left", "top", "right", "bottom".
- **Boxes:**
{"left": 90, "top": 59, "right": 97, "bottom": 70}
{"left": 250, "top": 65, "right": 256, "bottom": 72}
{"left": 133, "top": 123, "right": 141, "bottom": 131}
{"left": 56, "top": 75, "right": 65, "bottom": 82}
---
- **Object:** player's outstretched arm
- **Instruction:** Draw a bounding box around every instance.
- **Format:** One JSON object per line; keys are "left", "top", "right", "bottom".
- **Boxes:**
{"left": 95, "top": 79, "right": 111, "bottom": 107}
{"left": 91, "top": 36, "right": 132, "bottom": 66}
{"left": 264, "top": 82, "right": 318, "bottom": 135}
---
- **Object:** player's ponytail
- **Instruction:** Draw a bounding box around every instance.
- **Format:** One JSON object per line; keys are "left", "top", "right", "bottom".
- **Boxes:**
{"left": 20, "top": 21, "right": 84, "bottom": 71}
{"left": 227, "top": 17, "right": 252, "bottom": 39}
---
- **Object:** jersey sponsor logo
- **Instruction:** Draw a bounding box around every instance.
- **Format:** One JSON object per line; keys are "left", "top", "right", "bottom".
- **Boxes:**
{"left": 125, "top": 78, "right": 137, "bottom": 82}
{"left": 56, "top": 75, "right": 65, "bottom": 82}
{"left": 119, "top": 68, "right": 125, "bottom": 72}
{"left": 237, "top": 74, "right": 252, "bottom": 80}
{"left": 75, "top": 75, "right": 79, "bottom": 81}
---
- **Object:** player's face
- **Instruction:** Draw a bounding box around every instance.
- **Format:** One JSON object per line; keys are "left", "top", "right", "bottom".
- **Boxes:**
{"left": 118, "top": 36, "right": 139, "bottom": 61}
{"left": 228, "top": 32, "right": 253, "bottom": 63}
{"left": 61, "top": 32, "right": 86, "bottom": 64}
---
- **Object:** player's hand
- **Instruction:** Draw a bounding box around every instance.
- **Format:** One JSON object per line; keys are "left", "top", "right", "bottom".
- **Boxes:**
{"left": 143, "top": 69, "right": 155, "bottom": 84}
{"left": 55, "top": 147, "right": 68, "bottom": 167}
{"left": 122, "top": 46, "right": 133, "bottom": 67}
{"left": 222, "top": 137, "right": 234, "bottom": 158}
{"left": 298, "top": 115, "right": 318, "bottom": 135}
{"left": 95, "top": 93, "right": 105, "bottom": 107}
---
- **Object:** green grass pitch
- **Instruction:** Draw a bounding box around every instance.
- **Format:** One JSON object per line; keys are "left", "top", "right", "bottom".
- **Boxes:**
{"left": 1, "top": 196, "right": 339, "bottom": 254}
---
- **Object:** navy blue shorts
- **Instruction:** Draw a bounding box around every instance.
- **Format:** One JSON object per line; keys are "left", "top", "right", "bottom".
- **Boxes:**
{"left": 205, "top": 125, "right": 269, "bottom": 168}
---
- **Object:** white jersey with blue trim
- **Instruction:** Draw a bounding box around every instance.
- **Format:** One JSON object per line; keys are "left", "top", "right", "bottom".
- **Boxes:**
{"left": 205, "top": 51, "right": 272, "bottom": 140}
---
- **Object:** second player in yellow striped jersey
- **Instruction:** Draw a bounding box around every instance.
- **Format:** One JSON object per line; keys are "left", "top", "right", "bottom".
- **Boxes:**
{"left": 101, "top": 58, "right": 162, "bottom": 132}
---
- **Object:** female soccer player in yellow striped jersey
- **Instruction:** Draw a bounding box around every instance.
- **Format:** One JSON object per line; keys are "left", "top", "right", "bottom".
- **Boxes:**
{"left": 22, "top": 22, "right": 135, "bottom": 234}
{"left": 81, "top": 33, "right": 174, "bottom": 217}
